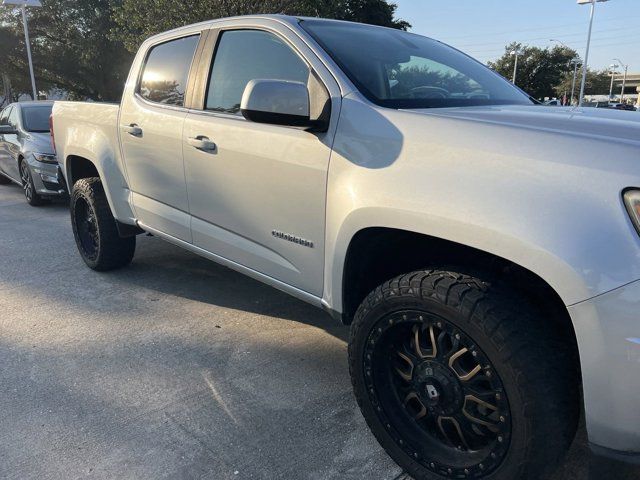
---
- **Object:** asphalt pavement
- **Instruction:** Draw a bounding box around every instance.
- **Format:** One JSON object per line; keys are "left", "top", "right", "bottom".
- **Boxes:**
{"left": 0, "top": 182, "right": 637, "bottom": 480}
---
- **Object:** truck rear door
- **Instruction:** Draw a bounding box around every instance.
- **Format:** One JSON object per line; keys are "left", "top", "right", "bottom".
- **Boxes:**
{"left": 119, "top": 33, "right": 202, "bottom": 242}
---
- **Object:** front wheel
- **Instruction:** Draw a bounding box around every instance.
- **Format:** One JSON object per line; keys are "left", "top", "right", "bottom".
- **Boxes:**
{"left": 349, "top": 269, "right": 578, "bottom": 480}
{"left": 20, "top": 160, "right": 46, "bottom": 206}
{"left": 70, "top": 177, "right": 135, "bottom": 271}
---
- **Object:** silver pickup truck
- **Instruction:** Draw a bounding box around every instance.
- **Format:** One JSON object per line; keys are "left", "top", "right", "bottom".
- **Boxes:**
{"left": 51, "top": 15, "right": 640, "bottom": 480}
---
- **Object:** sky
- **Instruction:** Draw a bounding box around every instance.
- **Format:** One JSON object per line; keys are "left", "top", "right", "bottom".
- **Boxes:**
{"left": 394, "top": 0, "right": 639, "bottom": 73}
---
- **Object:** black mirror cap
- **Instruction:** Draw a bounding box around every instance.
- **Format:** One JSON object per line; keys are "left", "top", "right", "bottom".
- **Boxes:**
{"left": 240, "top": 108, "right": 329, "bottom": 132}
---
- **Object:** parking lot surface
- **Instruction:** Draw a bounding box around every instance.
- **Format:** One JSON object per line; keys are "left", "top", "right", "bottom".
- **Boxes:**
{"left": 0, "top": 183, "right": 637, "bottom": 480}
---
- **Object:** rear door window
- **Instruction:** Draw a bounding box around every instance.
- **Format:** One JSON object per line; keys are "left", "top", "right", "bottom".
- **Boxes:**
{"left": 138, "top": 35, "right": 200, "bottom": 106}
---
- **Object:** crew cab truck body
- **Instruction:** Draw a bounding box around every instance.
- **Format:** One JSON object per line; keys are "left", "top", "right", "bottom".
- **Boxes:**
{"left": 52, "top": 15, "right": 640, "bottom": 479}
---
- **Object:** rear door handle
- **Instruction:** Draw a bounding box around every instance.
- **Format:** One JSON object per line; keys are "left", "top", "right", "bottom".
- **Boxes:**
{"left": 122, "top": 124, "right": 142, "bottom": 137}
{"left": 187, "top": 136, "right": 217, "bottom": 152}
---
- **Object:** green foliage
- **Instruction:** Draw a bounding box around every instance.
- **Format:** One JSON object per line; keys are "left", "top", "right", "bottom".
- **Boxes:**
{"left": 2, "top": 0, "right": 407, "bottom": 101}
{"left": 487, "top": 42, "right": 579, "bottom": 100}
{"left": 111, "top": 0, "right": 409, "bottom": 52}
{"left": 0, "top": 0, "right": 132, "bottom": 101}
{"left": 0, "top": 26, "right": 32, "bottom": 102}
{"left": 555, "top": 68, "right": 611, "bottom": 98}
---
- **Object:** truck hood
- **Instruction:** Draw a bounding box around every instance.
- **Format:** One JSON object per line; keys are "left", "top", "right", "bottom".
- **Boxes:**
{"left": 407, "top": 104, "right": 640, "bottom": 146}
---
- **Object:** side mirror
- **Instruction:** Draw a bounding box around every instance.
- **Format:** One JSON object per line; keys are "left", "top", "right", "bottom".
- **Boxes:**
{"left": 240, "top": 79, "right": 313, "bottom": 128}
{"left": 0, "top": 125, "right": 18, "bottom": 135}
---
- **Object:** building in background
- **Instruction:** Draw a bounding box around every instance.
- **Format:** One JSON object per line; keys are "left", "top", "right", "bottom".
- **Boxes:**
{"left": 612, "top": 73, "right": 640, "bottom": 107}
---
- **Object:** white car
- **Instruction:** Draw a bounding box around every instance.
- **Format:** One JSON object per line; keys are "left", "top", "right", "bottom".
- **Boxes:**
{"left": 50, "top": 16, "right": 640, "bottom": 480}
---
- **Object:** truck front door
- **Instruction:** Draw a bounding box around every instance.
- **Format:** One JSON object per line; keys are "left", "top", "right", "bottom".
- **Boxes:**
{"left": 182, "top": 26, "right": 338, "bottom": 297}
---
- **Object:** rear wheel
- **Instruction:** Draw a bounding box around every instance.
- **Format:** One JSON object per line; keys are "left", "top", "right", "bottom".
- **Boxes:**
{"left": 349, "top": 269, "right": 578, "bottom": 480}
{"left": 70, "top": 177, "right": 135, "bottom": 271}
{"left": 20, "top": 160, "right": 46, "bottom": 206}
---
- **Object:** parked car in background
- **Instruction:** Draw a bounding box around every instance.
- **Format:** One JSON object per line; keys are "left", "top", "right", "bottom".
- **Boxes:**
{"left": 543, "top": 98, "right": 562, "bottom": 106}
{"left": 0, "top": 101, "right": 66, "bottom": 205}
{"left": 608, "top": 103, "right": 637, "bottom": 111}
{"left": 51, "top": 16, "right": 640, "bottom": 480}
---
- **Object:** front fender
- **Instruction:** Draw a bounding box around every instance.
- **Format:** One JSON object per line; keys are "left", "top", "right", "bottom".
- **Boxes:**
{"left": 324, "top": 96, "right": 640, "bottom": 312}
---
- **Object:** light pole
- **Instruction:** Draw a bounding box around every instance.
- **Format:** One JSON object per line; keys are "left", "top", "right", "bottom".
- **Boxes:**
{"left": 608, "top": 64, "right": 619, "bottom": 101}
{"left": 569, "top": 58, "right": 582, "bottom": 106}
{"left": 614, "top": 58, "right": 628, "bottom": 102}
{"left": 1, "top": 0, "right": 42, "bottom": 100}
{"left": 511, "top": 49, "right": 523, "bottom": 85}
{"left": 577, "top": 0, "right": 611, "bottom": 107}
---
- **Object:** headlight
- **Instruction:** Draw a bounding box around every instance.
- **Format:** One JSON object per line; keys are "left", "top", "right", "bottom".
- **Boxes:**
{"left": 623, "top": 189, "right": 640, "bottom": 235}
{"left": 32, "top": 152, "right": 57, "bottom": 164}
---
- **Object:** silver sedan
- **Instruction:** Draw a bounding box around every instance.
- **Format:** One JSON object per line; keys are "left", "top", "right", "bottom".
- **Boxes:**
{"left": 0, "top": 101, "right": 66, "bottom": 206}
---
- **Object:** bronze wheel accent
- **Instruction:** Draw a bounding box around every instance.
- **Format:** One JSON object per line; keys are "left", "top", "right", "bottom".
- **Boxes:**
{"left": 363, "top": 310, "right": 511, "bottom": 477}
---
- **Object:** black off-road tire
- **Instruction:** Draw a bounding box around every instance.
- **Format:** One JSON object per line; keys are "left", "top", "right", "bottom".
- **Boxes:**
{"left": 70, "top": 177, "right": 135, "bottom": 271}
{"left": 0, "top": 173, "right": 11, "bottom": 184}
{"left": 349, "top": 269, "right": 579, "bottom": 480}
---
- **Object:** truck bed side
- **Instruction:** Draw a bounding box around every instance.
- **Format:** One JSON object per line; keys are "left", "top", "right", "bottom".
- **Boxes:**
{"left": 52, "top": 101, "right": 136, "bottom": 225}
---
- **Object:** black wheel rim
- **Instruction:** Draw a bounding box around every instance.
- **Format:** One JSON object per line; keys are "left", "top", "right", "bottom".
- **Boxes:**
{"left": 74, "top": 196, "right": 99, "bottom": 259}
{"left": 20, "top": 162, "right": 33, "bottom": 202}
{"left": 364, "top": 310, "right": 511, "bottom": 477}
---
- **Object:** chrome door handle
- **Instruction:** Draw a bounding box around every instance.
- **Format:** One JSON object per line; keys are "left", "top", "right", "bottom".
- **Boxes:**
{"left": 122, "top": 124, "right": 142, "bottom": 137}
{"left": 187, "top": 136, "right": 217, "bottom": 152}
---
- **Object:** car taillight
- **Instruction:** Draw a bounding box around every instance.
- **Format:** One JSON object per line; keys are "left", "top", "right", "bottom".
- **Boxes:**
{"left": 49, "top": 114, "right": 56, "bottom": 154}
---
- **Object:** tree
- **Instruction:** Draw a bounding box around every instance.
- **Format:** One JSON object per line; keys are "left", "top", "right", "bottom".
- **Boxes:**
{"left": 1, "top": 0, "right": 406, "bottom": 101}
{"left": 555, "top": 68, "right": 611, "bottom": 99}
{"left": 112, "top": 0, "right": 409, "bottom": 52}
{"left": 487, "top": 43, "right": 579, "bottom": 100}
{"left": 0, "top": 26, "right": 33, "bottom": 103}
{"left": 0, "top": 0, "right": 132, "bottom": 101}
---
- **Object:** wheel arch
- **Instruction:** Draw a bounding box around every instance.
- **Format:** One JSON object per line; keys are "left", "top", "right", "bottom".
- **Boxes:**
{"left": 339, "top": 227, "right": 575, "bottom": 330}
{"left": 63, "top": 151, "right": 136, "bottom": 225}
{"left": 66, "top": 154, "right": 100, "bottom": 187}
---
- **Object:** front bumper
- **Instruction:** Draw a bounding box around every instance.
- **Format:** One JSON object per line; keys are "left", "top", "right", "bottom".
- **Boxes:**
{"left": 568, "top": 278, "right": 640, "bottom": 458}
{"left": 27, "top": 156, "right": 67, "bottom": 197}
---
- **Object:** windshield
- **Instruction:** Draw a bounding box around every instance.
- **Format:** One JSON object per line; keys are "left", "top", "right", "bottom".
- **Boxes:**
{"left": 301, "top": 20, "right": 532, "bottom": 110}
{"left": 21, "top": 105, "right": 52, "bottom": 132}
